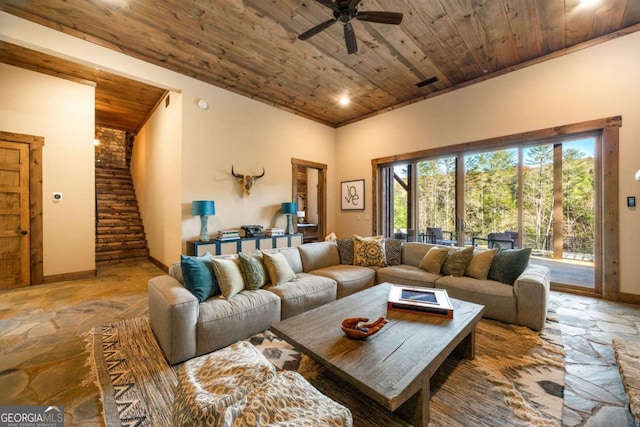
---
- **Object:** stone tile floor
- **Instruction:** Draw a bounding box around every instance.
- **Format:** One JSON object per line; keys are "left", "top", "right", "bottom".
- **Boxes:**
{"left": 0, "top": 260, "right": 639, "bottom": 426}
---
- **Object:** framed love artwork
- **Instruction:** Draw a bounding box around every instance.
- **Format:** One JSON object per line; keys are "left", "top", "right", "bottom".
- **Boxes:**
{"left": 341, "top": 179, "right": 365, "bottom": 211}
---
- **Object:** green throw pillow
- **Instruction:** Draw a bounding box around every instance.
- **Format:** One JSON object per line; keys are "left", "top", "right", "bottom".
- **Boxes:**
{"left": 262, "top": 251, "right": 296, "bottom": 286}
{"left": 418, "top": 247, "right": 450, "bottom": 274}
{"left": 238, "top": 252, "right": 269, "bottom": 290}
{"left": 441, "top": 246, "right": 474, "bottom": 277}
{"left": 180, "top": 253, "right": 220, "bottom": 303}
{"left": 488, "top": 247, "right": 532, "bottom": 285}
{"left": 211, "top": 258, "right": 245, "bottom": 299}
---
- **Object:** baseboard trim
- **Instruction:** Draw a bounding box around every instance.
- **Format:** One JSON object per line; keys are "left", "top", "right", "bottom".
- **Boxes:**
{"left": 44, "top": 269, "right": 96, "bottom": 284}
{"left": 619, "top": 292, "right": 640, "bottom": 306}
{"left": 148, "top": 256, "right": 169, "bottom": 273}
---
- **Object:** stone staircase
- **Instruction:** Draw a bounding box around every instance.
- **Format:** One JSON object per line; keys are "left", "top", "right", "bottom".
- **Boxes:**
{"left": 95, "top": 165, "right": 149, "bottom": 264}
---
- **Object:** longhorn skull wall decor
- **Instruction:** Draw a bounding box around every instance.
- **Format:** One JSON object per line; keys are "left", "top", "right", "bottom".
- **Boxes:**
{"left": 231, "top": 165, "right": 265, "bottom": 196}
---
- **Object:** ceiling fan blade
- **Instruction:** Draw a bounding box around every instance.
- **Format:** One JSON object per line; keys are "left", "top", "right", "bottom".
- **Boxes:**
{"left": 348, "top": 0, "right": 362, "bottom": 9}
{"left": 298, "top": 18, "right": 338, "bottom": 40}
{"left": 356, "top": 11, "right": 403, "bottom": 25}
{"left": 344, "top": 22, "right": 358, "bottom": 54}
{"left": 316, "top": 0, "right": 339, "bottom": 12}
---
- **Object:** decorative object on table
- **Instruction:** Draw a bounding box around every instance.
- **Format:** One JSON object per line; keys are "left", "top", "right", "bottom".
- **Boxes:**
{"left": 341, "top": 179, "right": 365, "bottom": 210}
{"left": 387, "top": 284, "right": 454, "bottom": 318}
{"left": 281, "top": 202, "right": 298, "bottom": 234}
{"left": 241, "top": 225, "right": 264, "bottom": 237}
{"left": 192, "top": 200, "right": 215, "bottom": 241}
{"left": 231, "top": 165, "right": 265, "bottom": 196}
{"left": 341, "top": 317, "right": 387, "bottom": 339}
{"left": 216, "top": 229, "right": 240, "bottom": 240}
{"left": 264, "top": 228, "right": 285, "bottom": 236}
{"left": 297, "top": 210, "right": 306, "bottom": 223}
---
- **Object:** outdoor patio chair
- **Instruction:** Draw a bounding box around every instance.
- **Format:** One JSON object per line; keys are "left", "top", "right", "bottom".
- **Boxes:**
{"left": 472, "top": 232, "right": 515, "bottom": 249}
{"left": 426, "top": 227, "right": 457, "bottom": 245}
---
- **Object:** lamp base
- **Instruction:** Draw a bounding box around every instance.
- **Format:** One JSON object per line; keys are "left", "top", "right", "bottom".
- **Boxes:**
{"left": 285, "top": 214, "right": 295, "bottom": 235}
{"left": 199, "top": 215, "right": 211, "bottom": 241}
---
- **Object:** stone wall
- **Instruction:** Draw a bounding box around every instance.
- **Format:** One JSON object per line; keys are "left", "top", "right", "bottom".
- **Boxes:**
{"left": 95, "top": 126, "right": 128, "bottom": 167}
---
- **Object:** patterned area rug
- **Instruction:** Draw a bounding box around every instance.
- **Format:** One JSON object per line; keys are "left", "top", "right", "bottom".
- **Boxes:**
{"left": 85, "top": 316, "right": 564, "bottom": 426}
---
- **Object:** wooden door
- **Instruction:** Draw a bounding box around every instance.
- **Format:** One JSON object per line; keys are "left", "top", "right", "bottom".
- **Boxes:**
{"left": 0, "top": 141, "right": 30, "bottom": 288}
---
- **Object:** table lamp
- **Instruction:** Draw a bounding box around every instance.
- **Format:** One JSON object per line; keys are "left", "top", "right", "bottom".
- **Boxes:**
{"left": 281, "top": 202, "right": 297, "bottom": 235}
{"left": 192, "top": 200, "right": 216, "bottom": 241}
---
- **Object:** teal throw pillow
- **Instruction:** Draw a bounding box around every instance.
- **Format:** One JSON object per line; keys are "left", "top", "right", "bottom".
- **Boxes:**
{"left": 180, "top": 253, "right": 220, "bottom": 302}
{"left": 238, "top": 252, "right": 269, "bottom": 290}
{"left": 488, "top": 247, "right": 532, "bottom": 285}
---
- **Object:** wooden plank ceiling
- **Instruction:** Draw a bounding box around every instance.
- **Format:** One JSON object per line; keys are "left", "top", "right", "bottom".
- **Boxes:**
{"left": 0, "top": 42, "right": 167, "bottom": 133}
{"left": 1, "top": 0, "right": 639, "bottom": 129}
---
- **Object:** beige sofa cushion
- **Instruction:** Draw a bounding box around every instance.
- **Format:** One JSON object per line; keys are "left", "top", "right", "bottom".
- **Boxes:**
{"left": 309, "top": 265, "right": 375, "bottom": 299}
{"left": 298, "top": 241, "right": 341, "bottom": 271}
{"left": 263, "top": 252, "right": 296, "bottom": 286}
{"left": 266, "top": 273, "right": 337, "bottom": 319}
{"left": 196, "top": 290, "right": 281, "bottom": 357}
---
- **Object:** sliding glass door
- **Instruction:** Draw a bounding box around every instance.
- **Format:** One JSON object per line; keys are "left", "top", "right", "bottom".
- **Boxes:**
{"left": 378, "top": 136, "right": 598, "bottom": 291}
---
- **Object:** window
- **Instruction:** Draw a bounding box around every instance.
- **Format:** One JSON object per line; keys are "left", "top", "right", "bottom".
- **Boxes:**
{"left": 372, "top": 117, "right": 621, "bottom": 298}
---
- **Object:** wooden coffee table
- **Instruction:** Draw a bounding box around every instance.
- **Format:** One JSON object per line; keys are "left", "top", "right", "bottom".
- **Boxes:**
{"left": 271, "top": 282, "right": 484, "bottom": 426}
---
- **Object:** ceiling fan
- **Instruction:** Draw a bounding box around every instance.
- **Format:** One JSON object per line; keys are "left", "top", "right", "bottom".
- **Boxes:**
{"left": 298, "top": 0, "right": 403, "bottom": 54}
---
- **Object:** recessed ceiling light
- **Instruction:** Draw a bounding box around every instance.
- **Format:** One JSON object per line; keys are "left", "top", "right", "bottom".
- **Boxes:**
{"left": 578, "top": 0, "right": 600, "bottom": 9}
{"left": 339, "top": 95, "right": 350, "bottom": 107}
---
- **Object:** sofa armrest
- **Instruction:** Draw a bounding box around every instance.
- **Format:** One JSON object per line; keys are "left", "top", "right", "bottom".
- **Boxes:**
{"left": 513, "top": 264, "right": 550, "bottom": 331}
{"left": 148, "top": 275, "right": 199, "bottom": 365}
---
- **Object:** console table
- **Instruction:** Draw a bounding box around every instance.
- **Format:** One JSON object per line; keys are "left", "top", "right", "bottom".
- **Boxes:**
{"left": 186, "top": 233, "right": 303, "bottom": 256}
{"left": 297, "top": 223, "right": 319, "bottom": 243}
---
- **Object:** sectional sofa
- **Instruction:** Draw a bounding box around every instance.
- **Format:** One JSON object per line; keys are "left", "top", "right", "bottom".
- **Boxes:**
{"left": 148, "top": 240, "right": 550, "bottom": 365}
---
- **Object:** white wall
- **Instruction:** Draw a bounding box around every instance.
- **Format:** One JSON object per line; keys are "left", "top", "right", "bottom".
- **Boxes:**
{"left": 336, "top": 31, "right": 640, "bottom": 296}
{"left": 0, "top": 12, "right": 337, "bottom": 269}
{"left": 0, "top": 63, "right": 95, "bottom": 277}
{"left": 131, "top": 92, "right": 183, "bottom": 265}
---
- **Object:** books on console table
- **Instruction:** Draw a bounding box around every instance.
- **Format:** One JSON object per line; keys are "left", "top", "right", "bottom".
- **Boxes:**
{"left": 387, "top": 284, "right": 454, "bottom": 318}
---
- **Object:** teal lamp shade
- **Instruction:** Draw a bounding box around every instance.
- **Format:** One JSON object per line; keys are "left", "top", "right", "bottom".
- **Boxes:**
{"left": 192, "top": 200, "right": 216, "bottom": 216}
{"left": 192, "top": 200, "right": 215, "bottom": 241}
{"left": 281, "top": 202, "right": 297, "bottom": 234}
{"left": 281, "top": 202, "right": 297, "bottom": 215}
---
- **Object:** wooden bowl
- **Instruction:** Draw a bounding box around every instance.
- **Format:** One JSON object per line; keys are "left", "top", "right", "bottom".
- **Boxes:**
{"left": 341, "top": 317, "right": 387, "bottom": 340}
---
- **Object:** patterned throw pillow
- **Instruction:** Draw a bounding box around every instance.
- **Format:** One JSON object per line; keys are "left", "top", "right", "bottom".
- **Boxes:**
{"left": 441, "top": 246, "right": 474, "bottom": 277}
{"left": 180, "top": 253, "right": 220, "bottom": 302}
{"left": 353, "top": 235, "right": 387, "bottom": 267}
{"left": 211, "top": 258, "right": 245, "bottom": 299}
{"left": 465, "top": 248, "right": 498, "bottom": 280}
{"left": 418, "top": 247, "right": 450, "bottom": 274}
{"left": 262, "top": 251, "right": 296, "bottom": 286}
{"left": 336, "top": 238, "right": 354, "bottom": 265}
{"left": 384, "top": 239, "right": 403, "bottom": 266}
{"left": 488, "top": 246, "right": 532, "bottom": 285}
{"left": 238, "top": 252, "right": 269, "bottom": 290}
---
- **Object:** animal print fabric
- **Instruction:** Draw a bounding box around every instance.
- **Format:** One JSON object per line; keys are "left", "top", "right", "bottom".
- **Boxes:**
{"left": 219, "top": 371, "right": 353, "bottom": 427}
{"left": 172, "top": 341, "right": 276, "bottom": 426}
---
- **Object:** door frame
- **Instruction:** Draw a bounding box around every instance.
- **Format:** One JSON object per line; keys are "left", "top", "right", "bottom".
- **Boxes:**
{"left": 291, "top": 158, "right": 327, "bottom": 241}
{"left": 0, "top": 131, "right": 44, "bottom": 285}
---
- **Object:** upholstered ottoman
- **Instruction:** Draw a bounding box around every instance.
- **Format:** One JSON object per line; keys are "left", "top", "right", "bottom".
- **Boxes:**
{"left": 221, "top": 370, "right": 353, "bottom": 427}
{"left": 172, "top": 341, "right": 275, "bottom": 427}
